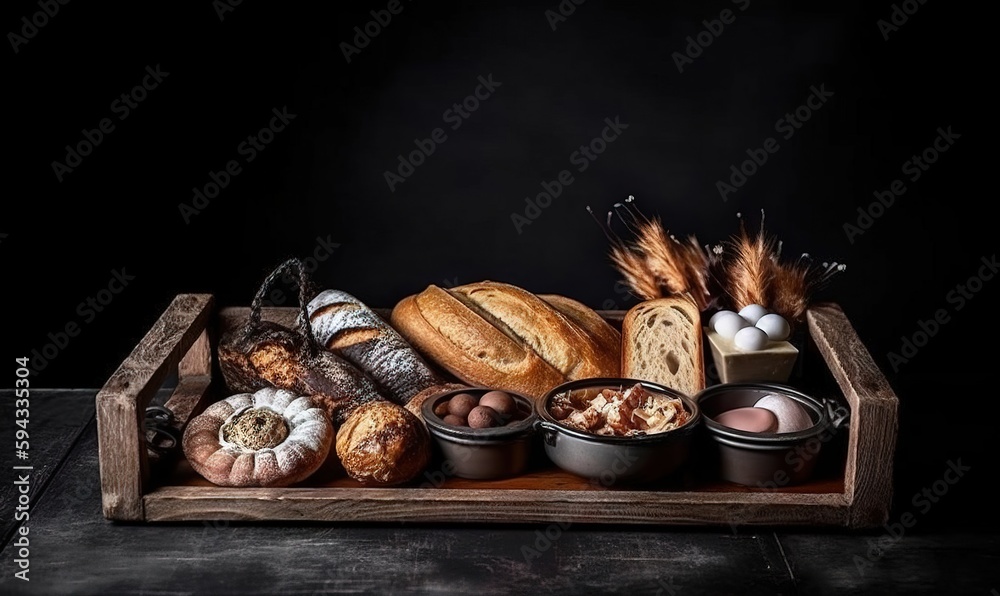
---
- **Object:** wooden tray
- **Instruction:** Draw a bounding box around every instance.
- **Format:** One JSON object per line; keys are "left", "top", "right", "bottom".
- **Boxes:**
{"left": 96, "top": 294, "right": 898, "bottom": 527}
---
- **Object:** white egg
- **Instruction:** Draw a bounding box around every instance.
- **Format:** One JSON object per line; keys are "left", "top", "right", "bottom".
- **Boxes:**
{"left": 733, "top": 326, "right": 769, "bottom": 351}
{"left": 715, "top": 312, "right": 750, "bottom": 340}
{"left": 756, "top": 313, "right": 791, "bottom": 341}
{"left": 709, "top": 310, "right": 738, "bottom": 331}
{"left": 738, "top": 304, "right": 769, "bottom": 325}
{"left": 754, "top": 394, "right": 813, "bottom": 433}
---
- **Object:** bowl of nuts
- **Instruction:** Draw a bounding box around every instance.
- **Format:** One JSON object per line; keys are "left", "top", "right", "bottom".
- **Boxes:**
{"left": 421, "top": 387, "right": 537, "bottom": 480}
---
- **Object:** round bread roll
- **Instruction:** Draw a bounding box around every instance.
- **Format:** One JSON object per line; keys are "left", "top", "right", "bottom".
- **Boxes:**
{"left": 336, "top": 401, "right": 431, "bottom": 486}
{"left": 182, "top": 387, "right": 333, "bottom": 487}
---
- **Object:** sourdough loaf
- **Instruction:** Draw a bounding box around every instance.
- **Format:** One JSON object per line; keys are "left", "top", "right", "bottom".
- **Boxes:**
{"left": 621, "top": 297, "right": 705, "bottom": 397}
{"left": 390, "top": 281, "right": 620, "bottom": 398}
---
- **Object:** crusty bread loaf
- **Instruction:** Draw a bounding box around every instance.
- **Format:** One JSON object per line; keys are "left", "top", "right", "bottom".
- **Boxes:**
{"left": 539, "top": 294, "right": 621, "bottom": 367}
{"left": 335, "top": 401, "right": 431, "bottom": 486}
{"left": 391, "top": 286, "right": 565, "bottom": 398}
{"left": 451, "top": 282, "right": 618, "bottom": 380}
{"left": 621, "top": 297, "right": 705, "bottom": 397}
{"left": 390, "top": 281, "right": 619, "bottom": 399}
{"left": 307, "top": 289, "right": 445, "bottom": 405}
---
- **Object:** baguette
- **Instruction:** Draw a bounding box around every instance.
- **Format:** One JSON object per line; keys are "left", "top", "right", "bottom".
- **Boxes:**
{"left": 621, "top": 296, "right": 705, "bottom": 397}
{"left": 307, "top": 289, "right": 446, "bottom": 405}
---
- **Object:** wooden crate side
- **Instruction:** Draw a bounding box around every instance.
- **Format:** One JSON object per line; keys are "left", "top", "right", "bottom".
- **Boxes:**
{"left": 96, "top": 294, "right": 215, "bottom": 521}
{"left": 807, "top": 303, "right": 899, "bottom": 528}
{"left": 143, "top": 486, "right": 851, "bottom": 526}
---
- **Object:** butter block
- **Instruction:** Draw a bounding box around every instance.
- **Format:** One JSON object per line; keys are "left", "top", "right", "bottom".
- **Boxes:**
{"left": 705, "top": 327, "right": 798, "bottom": 384}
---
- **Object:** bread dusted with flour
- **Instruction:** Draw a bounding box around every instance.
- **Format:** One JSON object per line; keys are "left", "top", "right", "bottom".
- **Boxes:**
{"left": 182, "top": 387, "right": 333, "bottom": 487}
{"left": 622, "top": 297, "right": 705, "bottom": 397}
{"left": 391, "top": 281, "right": 620, "bottom": 399}
{"left": 307, "top": 289, "right": 448, "bottom": 406}
{"left": 216, "top": 259, "right": 431, "bottom": 486}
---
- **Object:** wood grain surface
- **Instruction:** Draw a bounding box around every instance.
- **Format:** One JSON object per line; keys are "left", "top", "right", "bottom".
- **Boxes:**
{"left": 96, "top": 294, "right": 214, "bottom": 521}
{"left": 807, "top": 304, "right": 899, "bottom": 528}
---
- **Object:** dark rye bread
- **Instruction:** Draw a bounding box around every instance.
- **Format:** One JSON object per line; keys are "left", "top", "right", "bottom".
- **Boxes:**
{"left": 622, "top": 297, "right": 705, "bottom": 397}
{"left": 219, "top": 321, "right": 384, "bottom": 426}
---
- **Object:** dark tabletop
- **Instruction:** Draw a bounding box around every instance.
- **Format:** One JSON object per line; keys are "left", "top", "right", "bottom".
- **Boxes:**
{"left": 0, "top": 389, "right": 995, "bottom": 596}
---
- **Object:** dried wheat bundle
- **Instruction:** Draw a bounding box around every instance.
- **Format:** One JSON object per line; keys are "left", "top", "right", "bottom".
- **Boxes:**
{"left": 588, "top": 196, "right": 718, "bottom": 312}
{"left": 716, "top": 211, "right": 846, "bottom": 324}
{"left": 591, "top": 200, "right": 845, "bottom": 325}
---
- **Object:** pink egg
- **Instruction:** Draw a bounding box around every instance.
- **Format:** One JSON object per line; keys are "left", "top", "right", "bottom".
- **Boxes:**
{"left": 714, "top": 407, "right": 778, "bottom": 433}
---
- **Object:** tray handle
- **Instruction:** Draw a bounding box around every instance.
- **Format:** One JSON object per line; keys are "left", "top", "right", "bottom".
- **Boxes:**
{"left": 807, "top": 302, "right": 899, "bottom": 528}
{"left": 96, "top": 293, "right": 215, "bottom": 521}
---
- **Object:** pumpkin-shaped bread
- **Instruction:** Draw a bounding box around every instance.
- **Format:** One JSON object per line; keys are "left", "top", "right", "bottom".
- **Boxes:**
{"left": 182, "top": 387, "right": 333, "bottom": 487}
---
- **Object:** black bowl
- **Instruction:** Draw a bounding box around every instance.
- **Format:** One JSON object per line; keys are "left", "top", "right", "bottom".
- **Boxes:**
{"left": 535, "top": 378, "right": 701, "bottom": 486}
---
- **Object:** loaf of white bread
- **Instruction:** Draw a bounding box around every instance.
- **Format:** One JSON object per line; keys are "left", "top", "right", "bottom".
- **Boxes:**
{"left": 391, "top": 281, "right": 621, "bottom": 399}
{"left": 621, "top": 296, "right": 705, "bottom": 397}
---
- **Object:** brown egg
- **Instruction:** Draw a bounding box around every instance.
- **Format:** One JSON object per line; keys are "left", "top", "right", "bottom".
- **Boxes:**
{"left": 479, "top": 391, "right": 516, "bottom": 418}
{"left": 467, "top": 405, "right": 501, "bottom": 429}
{"left": 442, "top": 414, "right": 467, "bottom": 427}
{"left": 448, "top": 393, "right": 479, "bottom": 418}
{"left": 433, "top": 400, "right": 450, "bottom": 418}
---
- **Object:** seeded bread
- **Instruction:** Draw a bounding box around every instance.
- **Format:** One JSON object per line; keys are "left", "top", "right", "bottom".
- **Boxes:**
{"left": 621, "top": 297, "right": 705, "bottom": 397}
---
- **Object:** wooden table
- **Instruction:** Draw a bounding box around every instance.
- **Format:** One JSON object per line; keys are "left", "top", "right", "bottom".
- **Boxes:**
{"left": 1, "top": 389, "right": 995, "bottom": 595}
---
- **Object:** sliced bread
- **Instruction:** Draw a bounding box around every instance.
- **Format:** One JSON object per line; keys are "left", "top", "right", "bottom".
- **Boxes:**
{"left": 622, "top": 296, "right": 705, "bottom": 397}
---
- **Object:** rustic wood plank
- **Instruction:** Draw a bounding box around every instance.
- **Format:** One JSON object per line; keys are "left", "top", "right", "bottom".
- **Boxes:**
{"left": 96, "top": 293, "right": 214, "bottom": 521}
{"left": 143, "top": 484, "right": 850, "bottom": 526}
{"left": 0, "top": 390, "right": 95, "bottom": 550}
{"left": 808, "top": 303, "right": 899, "bottom": 528}
{"left": 178, "top": 327, "right": 212, "bottom": 377}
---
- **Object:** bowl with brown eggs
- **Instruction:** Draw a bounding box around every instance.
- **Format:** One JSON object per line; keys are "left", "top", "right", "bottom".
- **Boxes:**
{"left": 421, "top": 387, "right": 538, "bottom": 480}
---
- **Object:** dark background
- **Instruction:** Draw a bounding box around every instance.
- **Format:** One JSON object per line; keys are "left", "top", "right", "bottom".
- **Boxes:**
{"left": 6, "top": 1, "right": 993, "bottom": 528}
